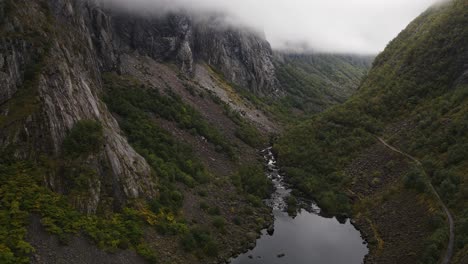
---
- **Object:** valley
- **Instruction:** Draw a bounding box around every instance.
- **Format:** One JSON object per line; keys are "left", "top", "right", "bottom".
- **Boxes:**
{"left": 0, "top": 0, "right": 466, "bottom": 264}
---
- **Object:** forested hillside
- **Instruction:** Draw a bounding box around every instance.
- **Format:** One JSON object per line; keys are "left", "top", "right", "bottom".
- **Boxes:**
{"left": 274, "top": 53, "right": 373, "bottom": 113}
{"left": 276, "top": 0, "right": 467, "bottom": 263}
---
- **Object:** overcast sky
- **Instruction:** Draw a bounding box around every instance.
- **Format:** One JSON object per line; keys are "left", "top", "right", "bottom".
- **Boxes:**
{"left": 96, "top": 0, "right": 446, "bottom": 54}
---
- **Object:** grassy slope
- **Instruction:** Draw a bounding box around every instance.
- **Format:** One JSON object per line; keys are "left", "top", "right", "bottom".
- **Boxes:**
{"left": 276, "top": 0, "right": 468, "bottom": 262}
{"left": 274, "top": 53, "right": 374, "bottom": 113}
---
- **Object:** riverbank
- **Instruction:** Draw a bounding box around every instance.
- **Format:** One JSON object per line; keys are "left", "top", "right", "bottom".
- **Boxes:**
{"left": 229, "top": 147, "right": 368, "bottom": 264}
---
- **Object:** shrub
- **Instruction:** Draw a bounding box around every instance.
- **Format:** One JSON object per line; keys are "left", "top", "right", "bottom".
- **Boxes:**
{"left": 63, "top": 120, "right": 103, "bottom": 157}
{"left": 403, "top": 167, "right": 428, "bottom": 193}
{"left": 136, "top": 244, "right": 158, "bottom": 263}
{"left": 102, "top": 72, "right": 225, "bottom": 219}
{"left": 455, "top": 210, "right": 468, "bottom": 250}
{"left": 318, "top": 191, "right": 351, "bottom": 215}
{"left": 246, "top": 194, "right": 263, "bottom": 207}
{"left": 232, "top": 165, "right": 272, "bottom": 199}
{"left": 224, "top": 106, "right": 265, "bottom": 148}
{"left": 203, "top": 240, "right": 219, "bottom": 257}
{"left": 158, "top": 188, "right": 184, "bottom": 211}
{"left": 233, "top": 216, "right": 242, "bottom": 225}
{"left": 286, "top": 195, "right": 298, "bottom": 215}
{"left": 207, "top": 207, "right": 221, "bottom": 216}
{"left": 0, "top": 163, "right": 157, "bottom": 262}
{"left": 199, "top": 201, "right": 209, "bottom": 211}
{"left": 212, "top": 216, "right": 225, "bottom": 229}
{"left": 181, "top": 227, "right": 218, "bottom": 256}
{"left": 446, "top": 144, "right": 467, "bottom": 165}
{"left": 103, "top": 73, "right": 236, "bottom": 159}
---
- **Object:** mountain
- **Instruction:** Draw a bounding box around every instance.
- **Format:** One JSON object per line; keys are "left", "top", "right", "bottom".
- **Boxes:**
{"left": 0, "top": 0, "right": 280, "bottom": 263}
{"left": 274, "top": 53, "right": 374, "bottom": 113}
{"left": 0, "top": 0, "right": 414, "bottom": 264}
{"left": 276, "top": 0, "right": 467, "bottom": 263}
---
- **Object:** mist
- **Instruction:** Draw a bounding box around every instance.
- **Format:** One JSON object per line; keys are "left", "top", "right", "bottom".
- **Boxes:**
{"left": 94, "top": 0, "right": 447, "bottom": 54}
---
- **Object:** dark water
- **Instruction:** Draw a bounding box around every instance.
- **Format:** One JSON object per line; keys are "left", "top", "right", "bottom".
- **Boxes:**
{"left": 229, "top": 148, "right": 368, "bottom": 264}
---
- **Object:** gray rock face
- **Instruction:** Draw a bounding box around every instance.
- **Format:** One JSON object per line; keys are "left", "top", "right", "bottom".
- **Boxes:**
{"left": 0, "top": 40, "right": 28, "bottom": 105}
{"left": 0, "top": 0, "right": 279, "bottom": 213}
{"left": 0, "top": 0, "right": 156, "bottom": 213}
{"left": 194, "top": 22, "right": 279, "bottom": 95}
{"left": 97, "top": 7, "right": 279, "bottom": 94}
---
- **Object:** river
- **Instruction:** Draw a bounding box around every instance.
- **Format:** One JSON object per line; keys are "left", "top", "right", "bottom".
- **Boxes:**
{"left": 229, "top": 147, "right": 368, "bottom": 264}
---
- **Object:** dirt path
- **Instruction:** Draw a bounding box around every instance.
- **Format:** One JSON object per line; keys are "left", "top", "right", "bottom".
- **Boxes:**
{"left": 377, "top": 137, "right": 454, "bottom": 264}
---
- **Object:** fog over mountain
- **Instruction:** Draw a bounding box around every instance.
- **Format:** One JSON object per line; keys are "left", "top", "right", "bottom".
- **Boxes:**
{"left": 95, "top": 0, "right": 447, "bottom": 54}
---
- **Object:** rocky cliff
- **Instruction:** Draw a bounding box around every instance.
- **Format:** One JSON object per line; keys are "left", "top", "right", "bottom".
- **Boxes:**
{"left": 1, "top": 0, "right": 157, "bottom": 214}
{"left": 89, "top": 2, "right": 278, "bottom": 94}
{"left": 0, "top": 0, "right": 279, "bottom": 214}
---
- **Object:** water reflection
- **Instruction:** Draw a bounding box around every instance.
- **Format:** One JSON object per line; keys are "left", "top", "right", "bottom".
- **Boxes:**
{"left": 230, "top": 209, "right": 367, "bottom": 264}
{"left": 229, "top": 148, "right": 368, "bottom": 264}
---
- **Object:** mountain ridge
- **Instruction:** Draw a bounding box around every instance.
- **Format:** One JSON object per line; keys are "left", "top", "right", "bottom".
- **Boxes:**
{"left": 1, "top": 0, "right": 362, "bottom": 262}
{"left": 276, "top": 0, "right": 467, "bottom": 263}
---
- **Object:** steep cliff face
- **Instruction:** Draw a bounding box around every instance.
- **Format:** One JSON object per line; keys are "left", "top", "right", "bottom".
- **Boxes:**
{"left": 89, "top": 4, "right": 278, "bottom": 94}
{"left": 194, "top": 21, "right": 278, "bottom": 95}
{"left": 1, "top": 0, "right": 157, "bottom": 214}
{"left": 1, "top": 0, "right": 279, "bottom": 212}
{"left": 0, "top": 1, "right": 281, "bottom": 263}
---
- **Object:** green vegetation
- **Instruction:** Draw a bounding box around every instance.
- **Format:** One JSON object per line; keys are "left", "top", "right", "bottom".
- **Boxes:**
{"left": 0, "top": 1, "right": 273, "bottom": 263}
{"left": 63, "top": 120, "right": 104, "bottom": 158}
{"left": 1, "top": 4, "right": 168, "bottom": 261}
{"left": 1, "top": 70, "right": 244, "bottom": 262}
{"left": 286, "top": 195, "right": 298, "bottom": 216}
{"left": 276, "top": 0, "right": 467, "bottom": 261}
{"left": 230, "top": 84, "right": 298, "bottom": 124}
{"left": 0, "top": 0, "right": 53, "bottom": 163}
{"left": 103, "top": 73, "right": 240, "bottom": 260}
{"left": 403, "top": 167, "right": 428, "bottom": 193}
{"left": 207, "top": 206, "right": 221, "bottom": 216}
{"left": 181, "top": 227, "right": 219, "bottom": 257}
{"left": 454, "top": 209, "right": 468, "bottom": 261}
{"left": 224, "top": 106, "right": 266, "bottom": 148}
{"left": 421, "top": 220, "right": 449, "bottom": 264}
{"left": 212, "top": 216, "right": 226, "bottom": 230}
{"left": 60, "top": 120, "right": 104, "bottom": 199}
{"left": 275, "top": 53, "right": 373, "bottom": 113}
{"left": 0, "top": 34, "right": 50, "bottom": 131}
{"left": 275, "top": 104, "right": 377, "bottom": 214}
{"left": 0, "top": 162, "right": 157, "bottom": 263}
{"left": 231, "top": 165, "right": 272, "bottom": 200}
{"left": 0, "top": 1, "right": 13, "bottom": 25}
{"left": 103, "top": 73, "right": 214, "bottom": 188}
{"left": 103, "top": 73, "right": 235, "bottom": 159}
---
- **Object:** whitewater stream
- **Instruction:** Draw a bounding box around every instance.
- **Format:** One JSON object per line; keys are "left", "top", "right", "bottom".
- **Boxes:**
{"left": 229, "top": 147, "right": 368, "bottom": 264}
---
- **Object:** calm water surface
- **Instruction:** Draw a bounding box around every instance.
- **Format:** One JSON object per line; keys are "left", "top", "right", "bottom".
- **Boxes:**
{"left": 229, "top": 148, "right": 368, "bottom": 264}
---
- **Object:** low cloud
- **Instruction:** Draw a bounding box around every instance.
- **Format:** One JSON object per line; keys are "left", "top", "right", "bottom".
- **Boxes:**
{"left": 93, "top": 0, "right": 447, "bottom": 54}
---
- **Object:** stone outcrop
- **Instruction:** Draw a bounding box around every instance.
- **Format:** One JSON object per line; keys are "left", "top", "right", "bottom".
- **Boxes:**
{"left": 0, "top": 0, "right": 280, "bottom": 213}
{"left": 1, "top": 0, "right": 156, "bottom": 214}
{"left": 105, "top": 8, "right": 279, "bottom": 94}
